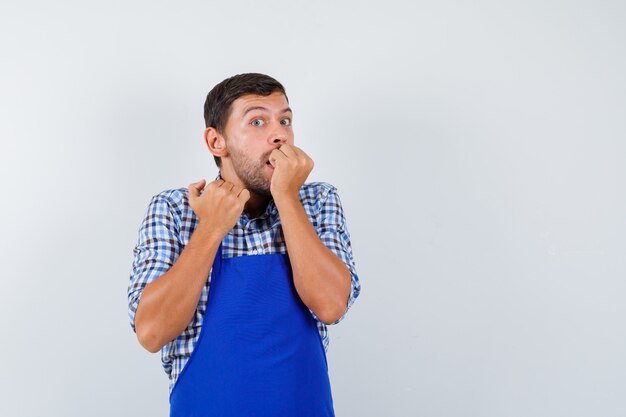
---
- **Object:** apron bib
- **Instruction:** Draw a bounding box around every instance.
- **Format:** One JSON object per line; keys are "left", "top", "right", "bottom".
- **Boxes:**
{"left": 169, "top": 242, "right": 336, "bottom": 417}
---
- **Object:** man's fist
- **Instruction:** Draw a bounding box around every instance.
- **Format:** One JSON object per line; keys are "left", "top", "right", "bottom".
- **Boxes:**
{"left": 188, "top": 179, "right": 251, "bottom": 238}
{"left": 268, "top": 144, "right": 314, "bottom": 200}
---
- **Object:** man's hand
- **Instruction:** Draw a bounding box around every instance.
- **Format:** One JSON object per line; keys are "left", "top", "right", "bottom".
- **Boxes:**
{"left": 268, "top": 144, "right": 314, "bottom": 200}
{"left": 188, "top": 179, "right": 251, "bottom": 238}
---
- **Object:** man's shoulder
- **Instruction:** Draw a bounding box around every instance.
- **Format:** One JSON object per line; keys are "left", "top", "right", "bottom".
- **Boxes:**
{"left": 149, "top": 187, "right": 192, "bottom": 217}
{"left": 297, "top": 181, "right": 341, "bottom": 219}
{"left": 299, "top": 181, "right": 338, "bottom": 202}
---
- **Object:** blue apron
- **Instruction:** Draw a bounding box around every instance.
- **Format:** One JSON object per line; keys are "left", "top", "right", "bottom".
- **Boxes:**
{"left": 169, "top": 241, "right": 336, "bottom": 417}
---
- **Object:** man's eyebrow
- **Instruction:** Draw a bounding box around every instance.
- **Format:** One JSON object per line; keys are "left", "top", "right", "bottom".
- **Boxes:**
{"left": 241, "top": 106, "right": 292, "bottom": 117}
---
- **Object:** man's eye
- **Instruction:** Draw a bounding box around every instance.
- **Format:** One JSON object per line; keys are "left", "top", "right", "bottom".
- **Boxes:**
{"left": 251, "top": 119, "right": 264, "bottom": 126}
{"left": 281, "top": 118, "right": 291, "bottom": 126}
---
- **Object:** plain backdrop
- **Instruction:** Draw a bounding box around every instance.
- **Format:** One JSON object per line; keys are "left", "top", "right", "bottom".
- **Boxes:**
{"left": 1, "top": 1, "right": 625, "bottom": 416}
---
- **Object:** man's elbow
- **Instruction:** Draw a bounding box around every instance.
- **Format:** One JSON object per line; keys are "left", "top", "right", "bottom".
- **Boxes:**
{"left": 318, "top": 302, "right": 347, "bottom": 326}
{"left": 136, "top": 322, "right": 164, "bottom": 353}
{"left": 140, "top": 337, "right": 162, "bottom": 354}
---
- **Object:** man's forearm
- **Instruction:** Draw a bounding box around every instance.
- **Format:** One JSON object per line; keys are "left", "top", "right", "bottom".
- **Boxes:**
{"left": 134, "top": 223, "right": 222, "bottom": 353}
{"left": 274, "top": 193, "right": 351, "bottom": 324}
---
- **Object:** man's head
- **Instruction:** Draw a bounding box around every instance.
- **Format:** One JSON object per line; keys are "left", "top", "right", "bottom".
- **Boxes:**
{"left": 203, "top": 73, "right": 294, "bottom": 197}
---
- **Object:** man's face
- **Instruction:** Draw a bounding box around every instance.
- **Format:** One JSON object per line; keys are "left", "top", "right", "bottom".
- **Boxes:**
{"left": 221, "top": 91, "right": 294, "bottom": 197}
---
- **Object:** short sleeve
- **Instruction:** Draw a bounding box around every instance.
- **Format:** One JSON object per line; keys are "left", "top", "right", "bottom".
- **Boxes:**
{"left": 311, "top": 186, "right": 361, "bottom": 325}
{"left": 127, "top": 195, "right": 182, "bottom": 333}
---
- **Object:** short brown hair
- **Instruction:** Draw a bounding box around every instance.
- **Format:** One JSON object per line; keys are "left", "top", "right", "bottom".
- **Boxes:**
{"left": 204, "top": 73, "right": 289, "bottom": 168}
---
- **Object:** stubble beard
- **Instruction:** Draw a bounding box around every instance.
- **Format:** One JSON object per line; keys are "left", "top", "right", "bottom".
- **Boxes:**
{"left": 229, "top": 146, "right": 272, "bottom": 197}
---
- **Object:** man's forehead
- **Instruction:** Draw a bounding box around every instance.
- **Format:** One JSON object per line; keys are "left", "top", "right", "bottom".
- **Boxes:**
{"left": 233, "top": 93, "right": 289, "bottom": 115}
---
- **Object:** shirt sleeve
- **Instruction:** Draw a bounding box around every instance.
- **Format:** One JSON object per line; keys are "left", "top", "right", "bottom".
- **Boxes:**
{"left": 127, "top": 194, "right": 182, "bottom": 334}
{"left": 310, "top": 185, "right": 362, "bottom": 325}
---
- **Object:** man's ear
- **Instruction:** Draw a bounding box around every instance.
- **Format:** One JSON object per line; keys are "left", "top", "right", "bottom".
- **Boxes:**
{"left": 204, "top": 127, "right": 228, "bottom": 157}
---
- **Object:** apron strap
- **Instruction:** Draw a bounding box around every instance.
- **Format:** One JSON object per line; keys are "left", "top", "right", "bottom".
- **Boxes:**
{"left": 213, "top": 240, "right": 223, "bottom": 276}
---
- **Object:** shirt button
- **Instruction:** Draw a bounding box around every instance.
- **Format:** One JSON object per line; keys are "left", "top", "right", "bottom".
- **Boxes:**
{"left": 252, "top": 249, "right": 258, "bottom": 255}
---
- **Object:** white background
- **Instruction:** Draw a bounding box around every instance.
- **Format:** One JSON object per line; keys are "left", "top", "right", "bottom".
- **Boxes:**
{"left": 1, "top": 1, "right": 625, "bottom": 416}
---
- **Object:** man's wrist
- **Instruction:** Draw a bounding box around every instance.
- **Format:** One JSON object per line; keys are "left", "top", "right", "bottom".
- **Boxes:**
{"left": 273, "top": 191, "right": 301, "bottom": 209}
{"left": 193, "top": 221, "right": 225, "bottom": 246}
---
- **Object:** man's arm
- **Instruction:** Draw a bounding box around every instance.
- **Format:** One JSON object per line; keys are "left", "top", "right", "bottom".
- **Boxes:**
{"left": 128, "top": 195, "right": 221, "bottom": 353}
{"left": 128, "top": 180, "right": 249, "bottom": 353}
{"left": 274, "top": 186, "right": 359, "bottom": 325}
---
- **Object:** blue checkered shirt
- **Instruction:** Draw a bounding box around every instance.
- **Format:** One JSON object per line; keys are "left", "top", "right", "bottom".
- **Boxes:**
{"left": 128, "top": 170, "right": 361, "bottom": 395}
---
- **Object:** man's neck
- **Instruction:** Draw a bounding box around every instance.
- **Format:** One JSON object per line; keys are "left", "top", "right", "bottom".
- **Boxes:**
{"left": 218, "top": 167, "right": 271, "bottom": 219}
{"left": 243, "top": 193, "right": 271, "bottom": 219}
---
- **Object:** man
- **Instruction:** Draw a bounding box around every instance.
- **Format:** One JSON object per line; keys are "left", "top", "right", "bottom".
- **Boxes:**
{"left": 127, "top": 73, "right": 361, "bottom": 416}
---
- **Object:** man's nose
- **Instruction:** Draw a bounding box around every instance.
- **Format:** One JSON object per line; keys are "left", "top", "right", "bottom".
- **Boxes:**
{"left": 272, "top": 136, "right": 287, "bottom": 144}
{"left": 269, "top": 130, "right": 288, "bottom": 144}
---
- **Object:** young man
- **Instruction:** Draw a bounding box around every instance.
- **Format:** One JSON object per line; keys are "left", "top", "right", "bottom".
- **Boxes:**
{"left": 127, "top": 73, "right": 361, "bottom": 416}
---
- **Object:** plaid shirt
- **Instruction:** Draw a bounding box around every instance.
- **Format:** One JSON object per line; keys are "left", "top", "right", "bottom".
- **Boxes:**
{"left": 128, "top": 170, "right": 361, "bottom": 395}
